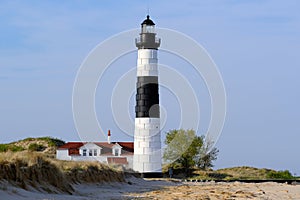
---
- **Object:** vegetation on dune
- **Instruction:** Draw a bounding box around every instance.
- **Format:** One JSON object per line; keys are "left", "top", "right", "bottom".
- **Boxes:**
{"left": 0, "top": 137, "right": 65, "bottom": 153}
{"left": 20, "top": 137, "right": 65, "bottom": 147}
{"left": 0, "top": 144, "right": 24, "bottom": 152}
{"left": 215, "top": 166, "right": 271, "bottom": 180}
{"left": 0, "top": 151, "right": 125, "bottom": 194}
{"left": 164, "top": 166, "right": 297, "bottom": 181}
{"left": 0, "top": 137, "right": 125, "bottom": 193}
{"left": 28, "top": 143, "right": 46, "bottom": 152}
{"left": 216, "top": 167, "right": 295, "bottom": 180}
{"left": 266, "top": 170, "right": 294, "bottom": 180}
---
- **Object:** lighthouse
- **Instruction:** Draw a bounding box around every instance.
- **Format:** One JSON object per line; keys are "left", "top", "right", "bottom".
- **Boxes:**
{"left": 133, "top": 15, "right": 162, "bottom": 177}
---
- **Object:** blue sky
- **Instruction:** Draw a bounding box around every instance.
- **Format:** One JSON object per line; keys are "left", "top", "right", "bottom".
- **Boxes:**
{"left": 1, "top": 0, "right": 300, "bottom": 174}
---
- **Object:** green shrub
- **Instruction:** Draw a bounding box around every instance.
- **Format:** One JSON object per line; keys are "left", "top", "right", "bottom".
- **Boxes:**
{"left": 38, "top": 137, "right": 65, "bottom": 147}
{"left": 0, "top": 144, "right": 9, "bottom": 152}
{"left": 0, "top": 144, "right": 24, "bottom": 152}
{"left": 266, "top": 170, "right": 294, "bottom": 180}
{"left": 47, "top": 138, "right": 65, "bottom": 147}
{"left": 9, "top": 145, "right": 24, "bottom": 152}
{"left": 28, "top": 143, "right": 45, "bottom": 152}
{"left": 22, "top": 137, "right": 35, "bottom": 142}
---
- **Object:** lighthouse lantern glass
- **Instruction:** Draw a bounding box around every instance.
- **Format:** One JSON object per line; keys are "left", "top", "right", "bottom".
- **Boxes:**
{"left": 142, "top": 24, "right": 155, "bottom": 33}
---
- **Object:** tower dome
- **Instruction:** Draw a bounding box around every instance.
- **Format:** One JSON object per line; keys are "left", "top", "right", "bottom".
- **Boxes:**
{"left": 141, "top": 15, "right": 155, "bottom": 26}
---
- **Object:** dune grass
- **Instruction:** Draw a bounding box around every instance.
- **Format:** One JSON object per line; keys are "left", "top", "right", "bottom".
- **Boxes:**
{"left": 0, "top": 151, "right": 125, "bottom": 194}
{"left": 0, "top": 137, "right": 65, "bottom": 155}
{"left": 163, "top": 165, "right": 297, "bottom": 180}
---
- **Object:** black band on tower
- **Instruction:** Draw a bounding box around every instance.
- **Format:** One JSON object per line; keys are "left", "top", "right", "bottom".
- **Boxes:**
{"left": 135, "top": 76, "right": 159, "bottom": 118}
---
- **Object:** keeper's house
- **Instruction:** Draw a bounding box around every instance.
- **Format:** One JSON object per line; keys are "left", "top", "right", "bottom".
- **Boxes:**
{"left": 56, "top": 131, "right": 134, "bottom": 168}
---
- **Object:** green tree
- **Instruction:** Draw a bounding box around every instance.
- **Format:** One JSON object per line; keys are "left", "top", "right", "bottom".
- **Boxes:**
{"left": 197, "top": 146, "right": 219, "bottom": 170}
{"left": 163, "top": 129, "right": 203, "bottom": 175}
{"left": 196, "top": 138, "right": 219, "bottom": 170}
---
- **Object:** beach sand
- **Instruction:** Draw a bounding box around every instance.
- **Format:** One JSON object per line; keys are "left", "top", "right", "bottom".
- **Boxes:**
{"left": 1, "top": 178, "right": 299, "bottom": 199}
{"left": 128, "top": 180, "right": 300, "bottom": 200}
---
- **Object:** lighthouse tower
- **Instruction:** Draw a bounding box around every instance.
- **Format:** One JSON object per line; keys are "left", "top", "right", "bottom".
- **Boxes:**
{"left": 133, "top": 15, "right": 162, "bottom": 177}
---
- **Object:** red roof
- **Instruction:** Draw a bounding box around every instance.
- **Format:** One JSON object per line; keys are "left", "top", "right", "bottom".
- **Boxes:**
{"left": 94, "top": 142, "right": 114, "bottom": 148}
{"left": 57, "top": 141, "right": 134, "bottom": 156}
{"left": 118, "top": 142, "right": 134, "bottom": 152}
{"left": 58, "top": 142, "right": 84, "bottom": 149}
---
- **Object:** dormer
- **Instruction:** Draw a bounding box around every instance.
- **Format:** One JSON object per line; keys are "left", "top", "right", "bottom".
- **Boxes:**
{"left": 79, "top": 142, "right": 102, "bottom": 156}
{"left": 112, "top": 143, "right": 122, "bottom": 156}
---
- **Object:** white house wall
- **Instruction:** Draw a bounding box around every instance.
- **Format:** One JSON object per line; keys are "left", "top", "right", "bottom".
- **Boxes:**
{"left": 70, "top": 155, "right": 107, "bottom": 163}
{"left": 56, "top": 149, "right": 70, "bottom": 160}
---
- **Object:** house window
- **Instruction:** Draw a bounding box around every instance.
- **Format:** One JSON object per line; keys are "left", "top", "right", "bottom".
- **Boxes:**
{"left": 89, "top": 150, "right": 93, "bottom": 156}
{"left": 114, "top": 148, "right": 121, "bottom": 156}
{"left": 94, "top": 149, "right": 97, "bottom": 156}
{"left": 83, "top": 149, "right": 87, "bottom": 156}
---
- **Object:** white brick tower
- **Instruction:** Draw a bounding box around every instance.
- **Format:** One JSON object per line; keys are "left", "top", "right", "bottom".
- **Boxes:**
{"left": 133, "top": 15, "right": 162, "bottom": 177}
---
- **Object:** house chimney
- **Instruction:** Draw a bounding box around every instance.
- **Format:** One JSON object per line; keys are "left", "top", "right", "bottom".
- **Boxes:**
{"left": 107, "top": 130, "right": 111, "bottom": 144}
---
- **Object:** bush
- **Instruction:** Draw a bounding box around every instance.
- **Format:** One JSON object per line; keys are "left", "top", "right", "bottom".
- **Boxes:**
{"left": 22, "top": 137, "right": 35, "bottom": 142}
{"left": 28, "top": 143, "right": 46, "bottom": 152}
{"left": 9, "top": 145, "right": 24, "bottom": 152}
{"left": 0, "top": 144, "right": 24, "bottom": 152}
{"left": 38, "top": 137, "right": 65, "bottom": 147}
{"left": 47, "top": 138, "right": 65, "bottom": 147}
{"left": 266, "top": 170, "right": 294, "bottom": 180}
{"left": 0, "top": 144, "right": 9, "bottom": 152}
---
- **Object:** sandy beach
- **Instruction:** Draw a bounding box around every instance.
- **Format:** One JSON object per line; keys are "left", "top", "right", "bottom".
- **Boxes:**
{"left": 128, "top": 180, "right": 300, "bottom": 200}
{"left": 1, "top": 178, "right": 300, "bottom": 200}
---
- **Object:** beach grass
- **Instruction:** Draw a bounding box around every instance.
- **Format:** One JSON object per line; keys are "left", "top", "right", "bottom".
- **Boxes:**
{"left": 0, "top": 151, "right": 125, "bottom": 194}
{"left": 163, "top": 165, "right": 297, "bottom": 181}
